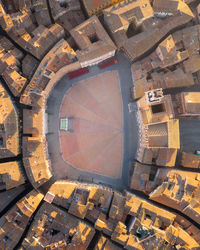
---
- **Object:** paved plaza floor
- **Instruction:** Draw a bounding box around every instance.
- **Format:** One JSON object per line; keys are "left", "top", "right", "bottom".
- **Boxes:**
{"left": 47, "top": 53, "right": 138, "bottom": 190}
{"left": 59, "top": 71, "right": 123, "bottom": 178}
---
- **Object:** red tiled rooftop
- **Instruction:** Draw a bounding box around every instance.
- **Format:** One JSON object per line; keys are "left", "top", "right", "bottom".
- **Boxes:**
{"left": 59, "top": 71, "right": 123, "bottom": 178}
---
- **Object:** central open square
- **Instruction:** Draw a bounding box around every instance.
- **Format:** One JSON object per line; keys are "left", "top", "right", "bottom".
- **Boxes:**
{"left": 47, "top": 53, "right": 137, "bottom": 189}
{"left": 59, "top": 71, "right": 123, "bottom": 178}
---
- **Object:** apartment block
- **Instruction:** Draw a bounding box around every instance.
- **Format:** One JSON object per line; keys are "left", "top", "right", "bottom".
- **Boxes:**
{"left": 104, "top": 0, "right": 194, "bottom": 61}
{"left": 49, "top": 0, "right": 85, "bottom": 32}
{"left": 131, "top": 25, "right": 200, "bottom": 100}
{"left": 70, "top": 15, "right": 116, "bottom": 67}
{"left": 44, "top": 180, "right": 199, "bottom": 249}
{"left": 0, "top": 81, "right": 19, "bottom": 158}
{"left": 0, "top": 161, "right": 25, "bottom": 190}
{"left": 82, "top": 0, "right": 123, "bottom": 17}
{"left": 0, "top": 190, "right": 43, "bottom": 249}
{"left": 180, "top": 152, "right": 200, "bottom": 169}
{"left": 22, "top": 202, "right": 95, "bottom": 249}
{"left": 173, "top": 92, "right": 200, "bottom": 116}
